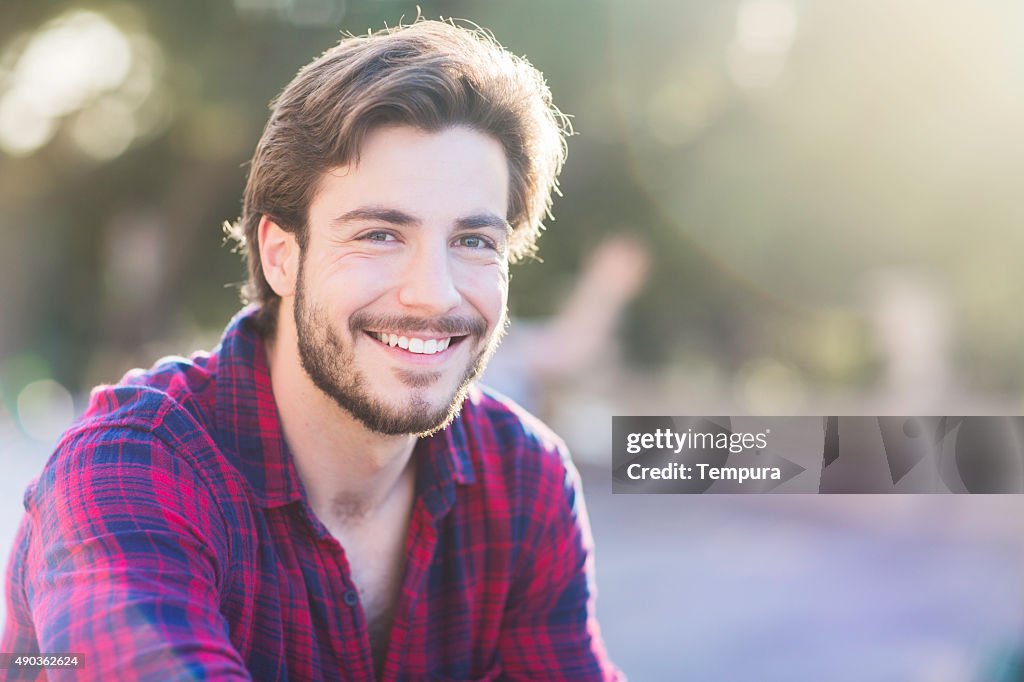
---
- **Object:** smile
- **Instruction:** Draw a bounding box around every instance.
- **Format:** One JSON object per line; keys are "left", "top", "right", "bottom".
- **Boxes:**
{"left": 368, "top": 331, "right": 462, "bottom": 355}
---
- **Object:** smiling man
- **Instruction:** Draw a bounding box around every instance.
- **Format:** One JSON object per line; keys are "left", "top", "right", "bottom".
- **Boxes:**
{"left": 2, "top": 18, "right": 622, "bottom": 682}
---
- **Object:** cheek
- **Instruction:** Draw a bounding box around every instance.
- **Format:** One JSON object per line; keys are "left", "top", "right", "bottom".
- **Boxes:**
{"left": 322, "top": 255, "right": 402, "bottom": 301}
{"left": 457, "top": 265, "right": 508, "bottom": 324}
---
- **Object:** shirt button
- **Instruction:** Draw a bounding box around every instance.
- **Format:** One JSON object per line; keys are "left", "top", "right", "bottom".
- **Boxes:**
{"left": 343, "top": 590, "right": 359, "bottom": 607}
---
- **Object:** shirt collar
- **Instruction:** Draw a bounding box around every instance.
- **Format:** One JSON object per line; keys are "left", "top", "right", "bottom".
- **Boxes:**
{"left": 212, "top": 306, "right": 475, "bottom": 509}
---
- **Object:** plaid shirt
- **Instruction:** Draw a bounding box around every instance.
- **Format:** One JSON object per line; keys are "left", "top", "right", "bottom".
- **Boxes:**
{"left": 3, "top": 307, "right": 621, "bottom": 681}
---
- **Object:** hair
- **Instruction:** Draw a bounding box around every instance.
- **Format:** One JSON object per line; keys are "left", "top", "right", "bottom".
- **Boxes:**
{"left": 225, "top": 18, "right": 572, "bottom": 334}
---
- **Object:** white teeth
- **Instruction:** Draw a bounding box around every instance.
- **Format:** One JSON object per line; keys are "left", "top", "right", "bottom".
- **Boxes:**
{"left": 375, "top": 332, "right": 453, "bottom": 354}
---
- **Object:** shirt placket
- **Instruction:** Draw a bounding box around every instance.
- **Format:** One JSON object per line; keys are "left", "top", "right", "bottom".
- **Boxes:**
{"left": 300, "top": 499, "right": 377, "bottom": 681}
{"left": 299, "top": 489, "right": 442, "bottom": 682}
{"left": 378, "top": 497, "right": 439, "bottom": 682}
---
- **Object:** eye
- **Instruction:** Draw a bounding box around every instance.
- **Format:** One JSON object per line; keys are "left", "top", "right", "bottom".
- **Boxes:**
{"left": 361, "top": 230, "right": 396, "bottom": 242}
{"left": 456, "top": 234, "right": 496, "bottom": 250}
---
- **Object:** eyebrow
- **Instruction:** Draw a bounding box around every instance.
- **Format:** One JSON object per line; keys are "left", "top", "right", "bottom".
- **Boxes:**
{"left": 332, "top": 206, "right": 512, "bottom": 233}
{"left": 456, "top": 213, "right": 513, "bottom": 233}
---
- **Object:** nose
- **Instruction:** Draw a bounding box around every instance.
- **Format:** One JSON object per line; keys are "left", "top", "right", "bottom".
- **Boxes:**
{"left": 396, "top": 241, "right": 462, "bottom": 314}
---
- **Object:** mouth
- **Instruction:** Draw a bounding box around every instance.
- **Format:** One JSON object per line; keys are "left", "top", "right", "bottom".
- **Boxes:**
{"left": 365, "top": 330, "right": 469, "bottom": 356}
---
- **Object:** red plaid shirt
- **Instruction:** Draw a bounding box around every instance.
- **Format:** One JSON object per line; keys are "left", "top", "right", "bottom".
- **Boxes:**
{"left": 3, "top": 307, "right": 621, "bottom": 681}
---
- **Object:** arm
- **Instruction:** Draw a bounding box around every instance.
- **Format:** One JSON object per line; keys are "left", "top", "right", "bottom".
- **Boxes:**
{"left": 12, "top": 426, "right": 251, "bottom": 681}
{"left": 530, "top": 235, "right": 649, "bottom": 377}
{"left": 498, "top": 451, "right": 624, "bottom": 681}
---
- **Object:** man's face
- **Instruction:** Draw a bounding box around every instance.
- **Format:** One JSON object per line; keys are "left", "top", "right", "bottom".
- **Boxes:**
{"left": 293, "top": 125, "right": 511, "bottom": 436}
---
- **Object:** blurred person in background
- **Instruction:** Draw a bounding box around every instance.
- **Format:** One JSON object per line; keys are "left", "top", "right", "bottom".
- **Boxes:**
{"left": 1, "top": 19, "right": 622, "bottom": 681}
{"left": 482, "top": 234, "right": 650, "bottom": 414}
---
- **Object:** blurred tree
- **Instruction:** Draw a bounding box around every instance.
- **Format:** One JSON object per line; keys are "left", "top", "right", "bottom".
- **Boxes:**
{"left": 3, "top": 0, "right": 1024, "bottom": 406}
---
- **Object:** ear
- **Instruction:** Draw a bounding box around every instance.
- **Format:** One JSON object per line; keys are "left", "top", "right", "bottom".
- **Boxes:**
{"left": 258, "top": 215, "right": 299, "bottom": 297}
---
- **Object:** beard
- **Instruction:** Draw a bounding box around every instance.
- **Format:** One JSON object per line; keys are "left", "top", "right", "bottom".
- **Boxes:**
{"left": 293, "top": 259, "right": 507, "bottom": 436}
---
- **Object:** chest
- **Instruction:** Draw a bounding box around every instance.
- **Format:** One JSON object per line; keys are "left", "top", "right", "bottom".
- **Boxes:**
{"left": 225, "top": 496, "right": 516, "bottom": 680}
{"left": 342, "top": 521, "right": 409, "bottom": 629}
{"left": 326, "top": 498, "right": 415, "bottom": 674}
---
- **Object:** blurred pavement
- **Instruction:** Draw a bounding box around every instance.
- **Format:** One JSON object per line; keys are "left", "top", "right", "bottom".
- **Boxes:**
{"left": 582, "top": 465, "right": 1024, "bottom": 681}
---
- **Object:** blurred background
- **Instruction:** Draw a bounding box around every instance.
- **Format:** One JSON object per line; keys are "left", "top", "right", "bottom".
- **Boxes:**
{"left": 4, "top": 0, "right": 1024, "bottom": 679}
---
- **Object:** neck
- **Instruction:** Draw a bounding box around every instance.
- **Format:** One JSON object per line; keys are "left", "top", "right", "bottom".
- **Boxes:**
{"left": 265, "top": 312, "right": 417, "bottom": 528}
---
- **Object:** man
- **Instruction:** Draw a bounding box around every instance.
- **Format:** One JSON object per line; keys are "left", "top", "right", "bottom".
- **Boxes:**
{"left": 2, "top": 19, "right": 622, "bottom": 682}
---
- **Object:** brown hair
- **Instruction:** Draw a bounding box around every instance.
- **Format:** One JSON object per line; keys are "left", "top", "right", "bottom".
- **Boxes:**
{"left": 225, "top": 18, "right": 571, "bottom": 333}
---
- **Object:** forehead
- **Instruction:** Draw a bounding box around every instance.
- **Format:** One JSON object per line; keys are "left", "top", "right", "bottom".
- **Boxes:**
{"left": 308, "top": 125, "right": 510, "bottom": 224}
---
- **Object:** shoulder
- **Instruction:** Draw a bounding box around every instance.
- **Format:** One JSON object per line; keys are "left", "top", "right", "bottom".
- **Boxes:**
{"left": 81, "top": 351, "right": 218, "bottom": 437}
{"left": 22, "top": 352, "right": 247, "bottom": 571}
{"left": 454, "top": 386, "right": 592, "bottom": 590}
{"left": 462, "top": 383, "right": 571, "bottom": 462}
{"left": 28, "top": 351, "right": 230, "bottom": 510}
{"left": 455, "top": 384, "right": 580, "bottom": 511}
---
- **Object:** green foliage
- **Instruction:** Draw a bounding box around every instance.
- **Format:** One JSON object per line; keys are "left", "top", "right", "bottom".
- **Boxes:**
{"left": 2, "top": 0, "right": 1024, "bottom": 398}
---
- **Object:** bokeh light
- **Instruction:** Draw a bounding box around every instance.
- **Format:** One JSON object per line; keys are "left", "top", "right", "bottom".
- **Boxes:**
{"left": 15, "top": 379, "right": 74, "bottom": 444}
{"left": 0, "top": 9, "right": 164, "bottom": 159}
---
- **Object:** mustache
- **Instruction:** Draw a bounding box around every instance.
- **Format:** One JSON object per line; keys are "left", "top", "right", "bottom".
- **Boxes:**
{"left": 349, "top": 311, "right": 488, "bottom": 338}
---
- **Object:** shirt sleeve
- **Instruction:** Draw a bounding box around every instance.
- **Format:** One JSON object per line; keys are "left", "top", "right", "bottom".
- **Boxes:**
{"left": 497, "top": 447, "right": 625, "bottom": 681}
{"left": 14, "top": 425, "right": 252, "bottom": 681}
